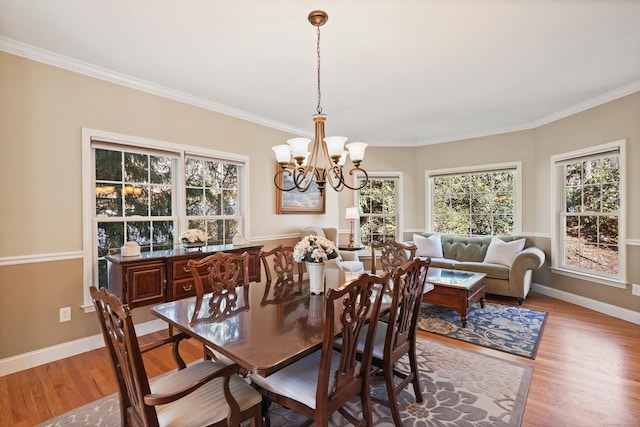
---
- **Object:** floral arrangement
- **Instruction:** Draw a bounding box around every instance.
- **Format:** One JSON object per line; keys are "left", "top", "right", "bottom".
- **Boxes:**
{"left": 179, "top": 229, "right": 208, "bottom": 244}
{"left": 293, "top": 235, "right": 339, "bottom": 263}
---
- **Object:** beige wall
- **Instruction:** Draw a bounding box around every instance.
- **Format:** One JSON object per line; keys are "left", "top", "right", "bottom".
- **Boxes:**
{"left": 1, "top": 51, "right": 639, "bottom": 361}
{"left": 0, "top": 52, "right": 339, "bottom": 359}
{"left": 410, "top": 93, "right": 640, "bottom": 313}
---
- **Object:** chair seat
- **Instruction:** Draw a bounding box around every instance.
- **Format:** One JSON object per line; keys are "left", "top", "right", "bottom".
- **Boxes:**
{"left": 251, "top": 349, "right": 345, "bottom": 410}
{"left": 152, "top": 360, "right": 262, "bottom": 427}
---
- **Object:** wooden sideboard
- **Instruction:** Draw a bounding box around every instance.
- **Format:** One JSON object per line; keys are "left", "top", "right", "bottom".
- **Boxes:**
{"left": 106, "top": 244, "right": 263, "bottom": 308}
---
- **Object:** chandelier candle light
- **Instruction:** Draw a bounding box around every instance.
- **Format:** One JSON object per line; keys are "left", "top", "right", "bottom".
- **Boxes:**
{"left": 272, "top": 10, "right": 369, "bottom": 195}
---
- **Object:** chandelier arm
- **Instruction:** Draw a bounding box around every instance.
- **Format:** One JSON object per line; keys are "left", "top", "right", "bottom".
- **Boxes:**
{"left": 330, "top": 167, "right": 369, "bottom": 192}
{"left": 274, "top": 166, "right": 317, "bottom": 192}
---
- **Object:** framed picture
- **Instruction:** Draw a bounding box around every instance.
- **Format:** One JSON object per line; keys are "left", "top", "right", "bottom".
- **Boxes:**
{"left": 276, "top": 169, "right": 325, "bottom": 214}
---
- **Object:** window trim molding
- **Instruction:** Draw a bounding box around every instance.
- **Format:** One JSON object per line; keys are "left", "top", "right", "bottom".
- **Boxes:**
{"left": 424, "top": 161, "right": 522, "bottom": 235}
{"left": 81, "top": 128, "right": 250, "bottom": 310}
{"left": 549, "top": 139, "right": 626, "bottom": 287}
{"left": 353, "top": 171, "right": 403, "bottom": 246}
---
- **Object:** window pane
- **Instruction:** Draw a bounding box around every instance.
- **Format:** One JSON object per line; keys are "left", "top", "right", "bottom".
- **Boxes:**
{"left": 186, "top": 188, "right": 204, "bottom": 215}
{"left": 150, "top": 186, "right": 172, "bottom": 216}
{"left": 97, "top": 221, "right": 124, "bottom": 257}
{"left": 152, "top": 220, "right": 174, "bottom": 250}
{"left": 582, "top": 184, "right": 601, "bottom": 212}
{"left": 124, "top": 153, "right": 149, "bottom": 183}
{"left": 185, "top": 158, "right": 203, "bottom": 186}
{"left": 96, "top": 149, "right": 122, "bottom": 181}
{"left": 223, "top": 190, "right": 238, "bottom": 215}
{"left": 206, "top": 189, "right": 221, "bottom": 215}
{"left": 125, "top": 188, "right": 149, "bottom": 216}
{"left": 150, "top": 156, "right": 172, "bottom": 184}
{"left": 96, "top": 184, "right": 123, "bottom": 217}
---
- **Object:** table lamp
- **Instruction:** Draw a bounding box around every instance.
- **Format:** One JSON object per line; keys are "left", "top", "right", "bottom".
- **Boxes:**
{"left": 345, "top": 206, "right": 359, "bottom": 248}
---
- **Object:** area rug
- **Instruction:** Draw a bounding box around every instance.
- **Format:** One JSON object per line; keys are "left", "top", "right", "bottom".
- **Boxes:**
{"left": 36, "top": 337, "right": 532, "bottom": 427}
{"left": 418, "top": 302, "right": 548, "bottom": 359}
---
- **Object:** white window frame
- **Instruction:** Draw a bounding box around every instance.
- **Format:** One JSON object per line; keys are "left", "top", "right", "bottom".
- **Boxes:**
{"left": 81, "top": 128, "right": 250, "bottom": 310}
{"left": 550, "top": 140, "right": 626, "bottom": 288}
{"left": 425, "top": 162, "right": 522, "bottom": 235}
{"left": 353, "top": 172, "right": 403, "bottom": 246}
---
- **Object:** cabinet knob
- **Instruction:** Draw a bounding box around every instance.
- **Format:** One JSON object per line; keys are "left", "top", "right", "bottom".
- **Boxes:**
{"left": 182, "top": 283, "right": 193, "bottom": 292}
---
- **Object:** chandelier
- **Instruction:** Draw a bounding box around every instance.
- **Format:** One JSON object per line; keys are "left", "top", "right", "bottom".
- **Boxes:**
{"left": 272, "top": 10, "right": 369, "bottom": 195}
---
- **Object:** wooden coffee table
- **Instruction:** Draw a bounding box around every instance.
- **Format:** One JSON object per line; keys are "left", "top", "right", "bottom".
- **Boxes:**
{"left": 421, "top": 267, "right": 486, "bottom": 328}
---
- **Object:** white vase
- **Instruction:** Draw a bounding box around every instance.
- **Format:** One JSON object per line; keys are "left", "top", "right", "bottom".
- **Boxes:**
{"left": 306, "top": 261, "right": 326, "bottom": 294}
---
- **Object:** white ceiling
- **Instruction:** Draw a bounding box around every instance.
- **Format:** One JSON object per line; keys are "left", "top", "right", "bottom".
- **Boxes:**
{"left": 1, "top": 0, "right": 639, "bottom": 147}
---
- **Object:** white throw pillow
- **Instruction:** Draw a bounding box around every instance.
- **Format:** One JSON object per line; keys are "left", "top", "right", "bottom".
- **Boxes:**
{"left": 483, "top": 237, "right": 526, "bottom": 267}
{"left": 413, "top": 233, "right": 444, "bottom": 258}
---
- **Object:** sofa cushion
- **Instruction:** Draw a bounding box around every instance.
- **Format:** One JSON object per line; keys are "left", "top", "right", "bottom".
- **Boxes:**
{"left": 413, "top": 233, "right": 443, "bottom": 258}
{"left": 454, "top": 262, "right": 510, "bottom": 280}
{"left": 483, "top": 236, "right": 526, "bottom": 267}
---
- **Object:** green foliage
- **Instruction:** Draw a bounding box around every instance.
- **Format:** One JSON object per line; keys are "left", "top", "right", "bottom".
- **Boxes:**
{"left": 358, "top": 178, "right": 397, "bottom": 244}
{"left": 432, "top": 170, "right": 514, "bottom": 236}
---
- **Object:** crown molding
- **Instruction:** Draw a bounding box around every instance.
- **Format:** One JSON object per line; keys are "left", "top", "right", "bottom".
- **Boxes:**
{"left": 2, "top": 36, "right": 638, "bottom": 148}
{"left": 0, "top": 36, "right": 309, "bottom": 138}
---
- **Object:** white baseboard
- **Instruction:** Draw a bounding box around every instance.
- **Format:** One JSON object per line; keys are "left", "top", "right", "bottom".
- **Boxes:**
{"left": 0, "top": 319, "right": 167, "bottom": 377}
{"left": 532, "top": 283, "right": 640, "bottom": 325}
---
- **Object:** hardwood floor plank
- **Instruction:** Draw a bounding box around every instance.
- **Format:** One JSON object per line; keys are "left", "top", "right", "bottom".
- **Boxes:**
{"left": 0, "top": 291, "right": 639, "bottom": 427}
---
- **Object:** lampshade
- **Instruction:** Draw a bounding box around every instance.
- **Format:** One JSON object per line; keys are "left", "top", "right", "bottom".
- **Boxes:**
{"left": 345, "top": 206, "right": 359, "bottom": 220}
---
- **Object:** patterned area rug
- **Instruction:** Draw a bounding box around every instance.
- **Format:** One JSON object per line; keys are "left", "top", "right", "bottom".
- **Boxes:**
{"left": 36, "top": 337, "right": 532, "bottom": 427}
{"left": 418, "top": 302, "right": 548, "bottom": 359}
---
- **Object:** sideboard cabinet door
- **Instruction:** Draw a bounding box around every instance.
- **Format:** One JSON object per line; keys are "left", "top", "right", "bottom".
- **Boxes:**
{"left": 125, "top": 263, "right": 166, "bottom": 308}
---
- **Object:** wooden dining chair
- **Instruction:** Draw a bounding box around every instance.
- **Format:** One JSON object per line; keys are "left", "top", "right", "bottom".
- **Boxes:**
{"left": 187, "top": 251, "right": 250, "bottom": 364}
{"left": 89, "top": 286, "right": 263, "bottom": 427}
{"left": 371, "top": 240, "right": 417, "bottom": 276}
{"left": 187, "top": 251, "right": 250, "bottom": 322}
{"left": 251, "top": 272, "right": 389, "bottom": 427}
{"left": 368, "top": 257, "right": 430, "bottom": 426}
{"left": 260, "top": 245, "right": 302, "bottom": 283}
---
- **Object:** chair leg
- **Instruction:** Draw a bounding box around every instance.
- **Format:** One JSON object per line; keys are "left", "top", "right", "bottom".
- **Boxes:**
{"left": 261, "top": 396, "right": 271, "bottom": 427}
{"left": 360, "top": 388, "right": 374, "bottom": 427}
{"left": 384, "top": 369, "right": 403, "bottom": 427}
{"left": 409, "top": 345, "right": 424, "bottom": 403}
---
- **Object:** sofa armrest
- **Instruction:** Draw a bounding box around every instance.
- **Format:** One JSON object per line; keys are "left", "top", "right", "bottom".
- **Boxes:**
{"left": 510, "top": 246, "right": 545, "bottom": 283}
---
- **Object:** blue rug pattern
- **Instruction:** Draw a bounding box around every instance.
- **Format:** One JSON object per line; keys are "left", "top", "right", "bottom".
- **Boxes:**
{"left": 418, "top": 302, "right": 548, "bottom": 359}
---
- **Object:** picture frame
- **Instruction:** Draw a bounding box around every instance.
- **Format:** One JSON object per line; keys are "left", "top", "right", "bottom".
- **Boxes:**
{"left": 276, "top": 168, "right": 325, "bottom": 214}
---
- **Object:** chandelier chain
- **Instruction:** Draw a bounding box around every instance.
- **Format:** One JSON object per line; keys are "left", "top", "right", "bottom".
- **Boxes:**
{"left": 316, "top": 24, "right": 322, "bottom": 115}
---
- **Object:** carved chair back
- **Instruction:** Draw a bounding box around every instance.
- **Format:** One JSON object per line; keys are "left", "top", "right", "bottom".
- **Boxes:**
{"left": 187, "top": 251, "right": 250, "bottom": 322}
{"left": 260, "top": 245, "right": 302, "bottom": 283}
{"left": 371, "top": 240, "right": 417, "bottom": 276}
{"left": 317, "top": 272, "right": 388, "bottom": 424}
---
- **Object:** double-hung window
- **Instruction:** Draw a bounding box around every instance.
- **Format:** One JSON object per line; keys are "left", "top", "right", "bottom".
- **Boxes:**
{"left": 427, "top": 162, "right": 521, "bottom": 236}
{"left": 355, "top": 173, "right": 402, "bottom": 245}
{"left": 82, "top": 129, "right": 248, "bottom": 308}
{"left": 551, "top": 141, "right": 625, "bottom": 286}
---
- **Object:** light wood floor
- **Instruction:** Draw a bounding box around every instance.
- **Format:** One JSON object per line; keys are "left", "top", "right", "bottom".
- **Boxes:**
{"left": 1, "top": 292, "right": 639, "bottom": 427}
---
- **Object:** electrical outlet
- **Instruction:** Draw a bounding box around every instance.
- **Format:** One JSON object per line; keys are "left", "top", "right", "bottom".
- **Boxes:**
{"left": 59, "top": 307, "right": 71, "bottom": 322}
{"left": 632, "top": 284, "right": 640, "bottom": 297}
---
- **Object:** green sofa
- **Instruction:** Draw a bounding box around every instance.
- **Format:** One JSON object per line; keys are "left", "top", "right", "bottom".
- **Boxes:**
{"left": 411, "top": 233, "right": 545, "bottom": 303}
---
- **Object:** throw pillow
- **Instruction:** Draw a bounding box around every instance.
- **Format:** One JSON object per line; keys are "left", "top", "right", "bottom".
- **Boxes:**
{"left": 413, "top": 233, "right": 444, "bottom": 258}
{"left": 484, "top": 237, "right": 526, "bottom": 266}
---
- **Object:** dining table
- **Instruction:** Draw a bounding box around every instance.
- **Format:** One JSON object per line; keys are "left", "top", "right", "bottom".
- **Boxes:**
{"left": 151, "top": 267, "right": 434, "bottom": 377}
{"left": 151, "top": 268, "right": 366, "bottom": 376}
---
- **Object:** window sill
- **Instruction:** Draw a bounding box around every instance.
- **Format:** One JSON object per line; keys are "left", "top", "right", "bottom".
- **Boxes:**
{"left": 549, "top": 266, "right": 627, "bottom": 289}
